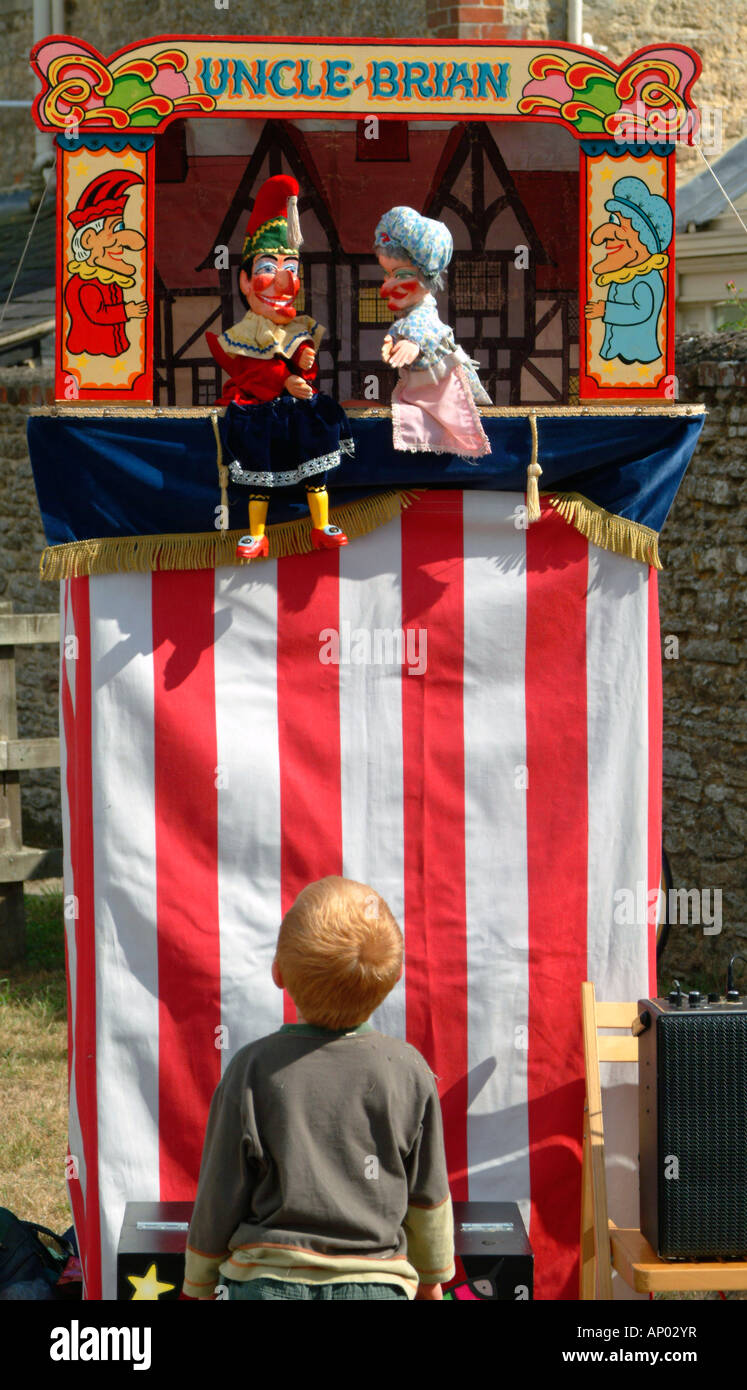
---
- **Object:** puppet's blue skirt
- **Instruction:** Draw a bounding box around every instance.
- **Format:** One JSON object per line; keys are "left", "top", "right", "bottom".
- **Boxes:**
{"left": 225, "top": 393, "right": 354, "bottom": 489}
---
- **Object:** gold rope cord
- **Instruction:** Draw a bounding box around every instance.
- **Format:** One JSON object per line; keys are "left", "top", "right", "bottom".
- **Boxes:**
{"left": 210, "top": 409, "right": 229, "bottom": 525}
{"left": 548, "top": 492, "right": 662, "bottom": 569}
{"left": 38, "top": 490, "right": 423, "bottom": 581}
{"left": 29, "top": 403, "right": 707, "bottom": 419}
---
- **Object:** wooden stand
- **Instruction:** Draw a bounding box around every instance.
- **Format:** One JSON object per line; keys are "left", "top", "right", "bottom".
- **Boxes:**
{"left": 580, "top": 981, "right": 747, "bottom": 1298}
{"left": 0, "top": 602, "right": 61, "bottom": 966}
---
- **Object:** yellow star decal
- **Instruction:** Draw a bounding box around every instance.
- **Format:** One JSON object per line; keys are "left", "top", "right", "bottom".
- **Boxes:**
{"left": 75, "top": 160, "right": 90, "bottom": 176}
{"left": 127, "top": 1263, "right": 175, "bottom": 1300}
{"left": 600, "top": 169, "right": 613, "bottom": 181}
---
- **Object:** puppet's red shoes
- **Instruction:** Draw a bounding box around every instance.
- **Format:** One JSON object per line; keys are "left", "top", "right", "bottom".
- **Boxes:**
{"left": 311, "top": 525, "right": 348, "bottom": 550}
{"left": 236, "top": 534, "right": 269, "bottom": 561}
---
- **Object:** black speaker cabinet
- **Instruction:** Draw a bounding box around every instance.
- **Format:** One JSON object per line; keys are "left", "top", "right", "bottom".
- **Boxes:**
{"left": 638, "top": 997, "right": 747, "bottom": 1258}
{"left": 446, "top": 1201, "right": 533, "bottom": 1299}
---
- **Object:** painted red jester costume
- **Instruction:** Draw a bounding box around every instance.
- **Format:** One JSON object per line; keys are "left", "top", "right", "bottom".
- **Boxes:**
{"left": 207, "top": 175, "right": 351, "bottom": 560}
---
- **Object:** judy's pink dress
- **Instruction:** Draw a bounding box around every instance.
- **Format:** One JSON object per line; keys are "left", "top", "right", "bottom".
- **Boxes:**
{"left": 389, "top": 294, "right": 491, "bottom": 459}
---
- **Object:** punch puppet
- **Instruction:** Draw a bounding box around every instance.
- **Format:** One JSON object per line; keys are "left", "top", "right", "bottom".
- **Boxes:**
{"left": 374, "top": 207, "right": 491, "bottom": 458}
{"left": 207, "top": 175, "right": 352, "bottom": 559}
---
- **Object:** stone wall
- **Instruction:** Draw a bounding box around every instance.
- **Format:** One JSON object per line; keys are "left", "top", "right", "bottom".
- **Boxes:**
{"left": 1, "top": 339, "right": 745, "bottom": 990}
{"left": 525, "top": 0, "right": 747, "bottom": 184}
{"left": 2, "top": 0, "right": 745, "bottom": 190}
{"left": 0, "top": 1, "right": 37, "bottom": 193}
{"left": 569, "top": 0, "right": 747, "bottom": 184}
{"left": 658, "top": 332, "right": 747, "bottom": 988}
{"left": 0, "top": 0, "right": 429, "bottom": 192}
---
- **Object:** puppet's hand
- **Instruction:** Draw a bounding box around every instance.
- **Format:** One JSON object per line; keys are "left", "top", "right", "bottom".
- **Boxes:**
{"left": 297, "top": 345, "right": 316, "bottom": 371}
{"left": 286, "top": 374, "right": 314, "bottom": 399}
{"left": 126, "top": 300, "right": 148, "bottom": 319}
{"left": 381, "top": 334, "right": 394, "bottom": 364}
{"left": 388, "top": 338, "right": 420, "bottom": 369}
{"left": 584, "top": 301, "right": 606, "bottom": 319}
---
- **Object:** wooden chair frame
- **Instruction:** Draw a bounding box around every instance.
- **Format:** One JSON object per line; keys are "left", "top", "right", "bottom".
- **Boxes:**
{"left": 580, "top": 981, "right": 747, "bottom": 1299}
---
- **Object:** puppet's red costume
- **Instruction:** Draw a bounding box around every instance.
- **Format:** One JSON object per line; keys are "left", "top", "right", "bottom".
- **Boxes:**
{"left": 206, "top": 333, "right": 318, "bottom": 406}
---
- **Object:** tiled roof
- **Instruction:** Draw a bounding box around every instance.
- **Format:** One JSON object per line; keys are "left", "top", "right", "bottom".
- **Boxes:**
{"left": 0, "top": 188, "right": 56, "bottom": 362}
{"left": 676, "top": 136, "right": 747, "bottom": 231}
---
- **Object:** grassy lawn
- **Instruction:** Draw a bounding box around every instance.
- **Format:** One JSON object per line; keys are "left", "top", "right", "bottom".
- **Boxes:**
{"left": 0, "top": 890, "right": 70, "bottom": 1234}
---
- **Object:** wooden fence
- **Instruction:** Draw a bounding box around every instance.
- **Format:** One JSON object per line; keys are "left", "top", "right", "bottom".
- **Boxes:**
{"left": 0, "top": 600, "right": 61, "bottom": 966}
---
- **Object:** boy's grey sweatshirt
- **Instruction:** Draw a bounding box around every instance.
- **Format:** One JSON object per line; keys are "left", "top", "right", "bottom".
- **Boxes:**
{"left": 183, "top": 1022, "right": 455, "bottom": 1298}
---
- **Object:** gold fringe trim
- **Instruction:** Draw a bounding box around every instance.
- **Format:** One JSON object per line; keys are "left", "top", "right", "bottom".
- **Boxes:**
{"left": 549, "top": 492, "right": 662, "bottom": 569}
{"left": 38, "top": 490, "right": 423, "bottom": 581}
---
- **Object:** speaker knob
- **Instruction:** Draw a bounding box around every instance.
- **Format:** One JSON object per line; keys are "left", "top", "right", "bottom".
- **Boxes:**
{"left": 727, "top": 989, "right": 741, "bottom": 1003}
{"left": 688, "top": 991, "right": 702, "bottom": 1007}
{"left": 708, "top": 993, "right": 720, "bottom": 1004}
{"left": 668, "top": 989, "right": 682, "bottom": 1006}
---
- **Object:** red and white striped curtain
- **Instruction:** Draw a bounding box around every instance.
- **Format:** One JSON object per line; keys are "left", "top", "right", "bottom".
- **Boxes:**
{"left": 60, "top": 492, "right": 660, "bottom": 1300}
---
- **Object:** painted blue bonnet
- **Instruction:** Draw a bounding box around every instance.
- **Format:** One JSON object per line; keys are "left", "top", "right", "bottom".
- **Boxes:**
{"left": 374, "top": 206, "right": 453, "bottom": 289}
{"left": 604, "top": 176, "right": 673, "bottom": 256}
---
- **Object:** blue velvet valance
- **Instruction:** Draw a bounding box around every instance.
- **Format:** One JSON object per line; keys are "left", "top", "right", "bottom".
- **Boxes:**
{"left": 27, "top": 408, "right": 704, "bottom": 549}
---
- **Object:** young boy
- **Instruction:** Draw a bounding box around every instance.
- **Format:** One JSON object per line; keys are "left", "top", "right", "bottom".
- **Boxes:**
{"left": 182, "top": 876, "right": 454, "bottom": 1301}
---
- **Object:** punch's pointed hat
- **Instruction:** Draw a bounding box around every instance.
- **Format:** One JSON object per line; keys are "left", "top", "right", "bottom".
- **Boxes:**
{"left": 242, "top": 174, "right": 303, "bottom": 264}
{"left": 67, "top": 170, "right": 144, "bottom": 230}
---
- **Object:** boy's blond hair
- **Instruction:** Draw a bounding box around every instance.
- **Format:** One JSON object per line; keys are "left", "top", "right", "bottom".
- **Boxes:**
{"left": 276, "top": 877, "right": 403, "bottom": 1030}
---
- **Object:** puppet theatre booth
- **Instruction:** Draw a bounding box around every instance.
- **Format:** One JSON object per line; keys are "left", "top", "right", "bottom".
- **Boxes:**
{"left": 27, "top": 33, "right": 705, "bottom": 1300}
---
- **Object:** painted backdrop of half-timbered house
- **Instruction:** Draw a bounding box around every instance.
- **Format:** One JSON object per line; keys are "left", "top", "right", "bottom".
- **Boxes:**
{"left": 153, "top": 116, "right": 579, "bottom": 407}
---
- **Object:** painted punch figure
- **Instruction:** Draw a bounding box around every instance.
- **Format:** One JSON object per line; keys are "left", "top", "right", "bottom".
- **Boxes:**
{"left": 207, "top": 175, "right": 352, "bottom": 560}
{"left": 374, "top": 206, "right": 491, "bottom": 457}
{"left": 65, "top": 170, "right": 148, "bottom": 358}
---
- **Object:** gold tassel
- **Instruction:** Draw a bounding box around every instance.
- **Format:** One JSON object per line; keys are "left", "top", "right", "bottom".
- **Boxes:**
{"left": 38, "top": 491, "right": 423, "bottom": 581}
{"left": 526, "top": 412, "right": 542, "bottom": 523}
{"left": 549, "top": 492, "right": 662, "bottom": 569}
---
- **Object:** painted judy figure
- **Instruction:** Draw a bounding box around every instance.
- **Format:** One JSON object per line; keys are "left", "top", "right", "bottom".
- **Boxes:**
{"left": 584, "top": 176, "right": 673, "bottom": 366}
{"left": 374, "top": 207, "right": 491, "bottom": 458}
{"left": 206, "top": 175, "right": 351, "bottom": 560}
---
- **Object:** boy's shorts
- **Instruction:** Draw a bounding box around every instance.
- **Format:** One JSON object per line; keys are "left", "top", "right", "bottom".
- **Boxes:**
{"left": 225, "top": 1277, "right": 408, "bottom": 1301}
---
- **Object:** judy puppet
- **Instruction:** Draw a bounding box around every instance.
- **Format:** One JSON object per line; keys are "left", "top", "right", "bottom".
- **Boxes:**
{"left": 374, "top": 206, "right": 491, "bottom": 458}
